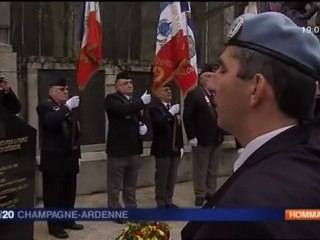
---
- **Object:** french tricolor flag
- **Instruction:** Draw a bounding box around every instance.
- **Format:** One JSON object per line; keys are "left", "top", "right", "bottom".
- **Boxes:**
{"left": 152, "top": 2, "right": 197, "bottom": 96}
{"left": 77, "top": 1, "right": 102, "bottom": 90}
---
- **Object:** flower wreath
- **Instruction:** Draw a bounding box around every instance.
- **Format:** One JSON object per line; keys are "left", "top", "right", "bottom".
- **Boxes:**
{"left": 116, "top": 221, "right": 171, "bottom": 240}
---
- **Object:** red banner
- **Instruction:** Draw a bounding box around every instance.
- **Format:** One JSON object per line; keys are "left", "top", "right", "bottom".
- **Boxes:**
{"left": 77, "top": 2, "right": 102, "bottom": 90}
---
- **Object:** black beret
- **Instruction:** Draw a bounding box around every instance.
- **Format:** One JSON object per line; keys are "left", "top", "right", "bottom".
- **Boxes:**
{"left": 226, "top": 12, "right": 320, "bottom": 79}
{"left": 199, "top": 64, "right": 219, "bottom": 76}
{"left": 50, "top": 77, "right": 67, "bottom": 87}
{"left": 115, "top": 71, "right": 131, "bottom": 82}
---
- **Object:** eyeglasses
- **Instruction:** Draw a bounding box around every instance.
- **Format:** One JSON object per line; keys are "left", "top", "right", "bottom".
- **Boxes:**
{"left": 118, "top": 80, "right": 133, "bottom": 86}
{"left": 52, "top": 87, "right": 68, "bottom": 92}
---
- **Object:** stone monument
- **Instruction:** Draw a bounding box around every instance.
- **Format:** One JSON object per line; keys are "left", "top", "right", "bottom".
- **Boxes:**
{"left": 0, "top": 3, "right": 37, "bottom": 239}
{"left": 0, "top": 104, "right": 37, "bottom": 240}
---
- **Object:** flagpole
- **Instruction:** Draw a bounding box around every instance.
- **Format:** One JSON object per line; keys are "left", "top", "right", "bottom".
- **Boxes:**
{"left": 172, "top": 84, "right": 181, "bottom": 152}
{"left": 72, "top": 1, "right": 85, "bottom": 151}
{"left": 71, "top": 53, "right": 82, "bottom": 151}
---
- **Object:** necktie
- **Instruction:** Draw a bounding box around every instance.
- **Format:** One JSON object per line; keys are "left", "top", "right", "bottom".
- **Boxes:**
{"left": 166, "top": 103, "right": 171, "bottom": 110}
{"left": 208, "top": 93, "right": 214, "bottom": 103}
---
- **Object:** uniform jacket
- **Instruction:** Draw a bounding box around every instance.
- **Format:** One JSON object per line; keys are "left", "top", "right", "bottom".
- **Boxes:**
{"left": 36, "top": 97, "right": 80, "bottom": 174}
{"left": 181, "top": 124, "right": 320, "bottom": 239}
{"left": 183, "top": 85, "right": 223, "bottom": 147}
{"left": 0, "top": 89, "right": 21, "bottom": 115}
{"left": 149, "top": 98, "right": 183, "bottom": 158}
{"left": 105, "top": 91, "right": 145, "bottom": 157}
{"left": 314, "top": 97, "right": 320, "bottom": 117}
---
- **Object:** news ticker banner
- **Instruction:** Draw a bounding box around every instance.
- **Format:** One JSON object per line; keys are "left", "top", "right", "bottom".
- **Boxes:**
{"left": 0, "top": 208, "right": 319, "bottom": 221}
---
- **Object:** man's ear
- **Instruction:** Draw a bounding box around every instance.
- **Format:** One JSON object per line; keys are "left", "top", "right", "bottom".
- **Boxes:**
{"left": 249, "top": 73, "right": 268, "bottom": 107}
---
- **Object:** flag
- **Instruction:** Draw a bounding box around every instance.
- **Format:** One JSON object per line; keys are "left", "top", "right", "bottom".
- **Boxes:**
{"left": 152, "top": 2, "right": 197, "bottom": 95}
{"left": 77, "top": 1, "right": 102, "bottom": 90}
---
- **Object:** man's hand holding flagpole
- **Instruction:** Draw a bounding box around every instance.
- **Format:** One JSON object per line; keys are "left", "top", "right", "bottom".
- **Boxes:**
{"left": 152, "top": 2, "right": 197, "bottom": 156}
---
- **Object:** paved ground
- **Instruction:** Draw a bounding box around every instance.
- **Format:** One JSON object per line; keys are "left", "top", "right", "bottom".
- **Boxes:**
{"left": 34, "top": 177, "right": 229, "bottom": 240}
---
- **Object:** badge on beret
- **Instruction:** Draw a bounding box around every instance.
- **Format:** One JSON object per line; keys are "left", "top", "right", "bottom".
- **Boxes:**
{"left": 227, "top": 16, "right": 244, "bottom": 40}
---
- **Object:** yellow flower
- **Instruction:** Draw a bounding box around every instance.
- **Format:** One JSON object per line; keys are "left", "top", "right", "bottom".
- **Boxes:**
{"left": 157, "top": 229, "right": 165, "bottom": 236}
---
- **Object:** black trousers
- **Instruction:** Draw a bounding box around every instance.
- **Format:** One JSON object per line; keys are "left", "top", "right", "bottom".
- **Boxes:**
{"left": 154, "top": 156, "right": 180, "bottom": 207}
{"left": 42, "top": 172, "right": 77, "bottom": 231}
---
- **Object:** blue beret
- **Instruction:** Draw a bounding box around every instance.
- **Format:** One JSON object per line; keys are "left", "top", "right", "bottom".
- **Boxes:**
{"left": 226, "top": 12, "right": 320, "bottom": 80}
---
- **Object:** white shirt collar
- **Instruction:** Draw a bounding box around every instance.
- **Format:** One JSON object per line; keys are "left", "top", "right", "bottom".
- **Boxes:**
{"left": 161, "top": 101, "right": 171, "bottom": 108}
{"left": 124, "top": 95, "right": 131, "bottom": 100}
{"left": 233, "top": 125, "right": 296, "bottom": 172}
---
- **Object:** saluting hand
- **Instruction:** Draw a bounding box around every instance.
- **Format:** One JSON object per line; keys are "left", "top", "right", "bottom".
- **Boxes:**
{"left": 66, "top": 96, "right": 80, "bottom": 110}
{"left": 140, "top": 90, "right": 151, "bottom": 104}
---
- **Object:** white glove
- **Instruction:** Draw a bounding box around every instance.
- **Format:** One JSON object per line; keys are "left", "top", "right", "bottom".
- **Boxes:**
{"left": 65, "top": 95, "right": 80, "bottom": 110}
{"left": 169, "top": 104, "right": 180, "bottom": 116}
{"left": 140, "top": 90, "right": 151, "bottom": 104}
{"left": 180, "top": 148, "right": 184, "bottom": 159}
{"left": 139, "top": 123, "right": 148, "bottom": 135}
{"left": 189, "top": 137, "right": 198, "bottom": 147}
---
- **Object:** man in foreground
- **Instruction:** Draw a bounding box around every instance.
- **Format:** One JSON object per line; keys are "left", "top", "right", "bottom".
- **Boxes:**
{"left": 181, "top": 11, "right": 320, "bottom": 239}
